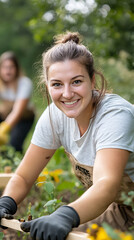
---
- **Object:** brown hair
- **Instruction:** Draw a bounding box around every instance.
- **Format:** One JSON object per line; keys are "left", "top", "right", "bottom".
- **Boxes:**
{"left": 0, "top": 51, "right": 20, "bottom": 80}
{"left": 41, "top": 31, "right": 107, "bottom": 113}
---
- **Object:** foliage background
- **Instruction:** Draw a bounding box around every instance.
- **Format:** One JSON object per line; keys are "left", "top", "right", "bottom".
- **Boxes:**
{"left": 0, "top": 1, "right": 134, "bottom": 238}
{"left": 0, "top": 0, "right": 133, "bottom": 115}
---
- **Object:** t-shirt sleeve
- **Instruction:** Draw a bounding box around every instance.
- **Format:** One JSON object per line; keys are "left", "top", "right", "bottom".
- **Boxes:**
{"left": 16, "top": 77, "right": 33, "bottom": 99}
{"left": 31, "top": 105, "right": 62, "bottom": 149}
{"left": 95, "top": 108, "right": 134, "bottom": 152}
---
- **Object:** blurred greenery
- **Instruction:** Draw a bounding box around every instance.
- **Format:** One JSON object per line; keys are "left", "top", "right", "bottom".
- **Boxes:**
{"left": 0, "top": 145, "right": 22, "bottom": 172}
{"left": 0, "top": 0, "right": 133, "bottom": 74}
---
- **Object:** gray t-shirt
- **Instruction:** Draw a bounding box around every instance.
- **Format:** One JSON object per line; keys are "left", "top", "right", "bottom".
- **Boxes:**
{"left": 0, "top": 76, "right": 33, "bottom": 109}
{"left": 0, "top": 76, "right": 33, "bottom": 100}
{"left": 31, "top": 94, "right": 134, "bottom": 182}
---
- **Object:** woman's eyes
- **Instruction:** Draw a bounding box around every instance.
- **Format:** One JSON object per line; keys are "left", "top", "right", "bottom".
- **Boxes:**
{"left": 52, "top": 82, "right": 61, "bottom": 87}
{"left": 51, "top": 80, "right": 82, "bottom": 87}
{"left": 72, "top": 80, "right": 82, "bottom": 85}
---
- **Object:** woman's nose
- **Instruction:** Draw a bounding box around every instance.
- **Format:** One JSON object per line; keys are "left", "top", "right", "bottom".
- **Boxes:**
{"left": 62, "top": 85, "right": 74, "bottom": 99}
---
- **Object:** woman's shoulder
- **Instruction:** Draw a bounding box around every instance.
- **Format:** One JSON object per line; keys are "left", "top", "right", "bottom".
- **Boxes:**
{"left": 99, "top": 93, "right": 134, "bottom": 113}
{"left": 94, "top": 93, "right": 134, "bottom": 125}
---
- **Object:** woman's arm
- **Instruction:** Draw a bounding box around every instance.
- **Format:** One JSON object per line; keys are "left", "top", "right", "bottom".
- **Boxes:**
{"left": 3, "top": 143, "right": 56, "bottom": 204}
{"left": 69, "top": 148, "right": 129, "bottom": 224}
{"left": 5, "top": 98, "right": 29, "bottom": 128}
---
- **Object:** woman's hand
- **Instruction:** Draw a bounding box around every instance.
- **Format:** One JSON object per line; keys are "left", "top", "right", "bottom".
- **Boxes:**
{"left": 0, "top": 121, "right": 11, "bottom": 145}
{"left": 0, "top": 196, "right": 17, "bottom": 229}
{"left": 21, "top": 206, "right": 80, "bottom": 240}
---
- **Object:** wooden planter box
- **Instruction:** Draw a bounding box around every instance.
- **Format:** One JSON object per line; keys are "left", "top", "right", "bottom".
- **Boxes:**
{"left": 0, "top": 173, "right": 14, "bottom": 188}
{"left": 1, "top": 218, "right": 89, "bottom": 240}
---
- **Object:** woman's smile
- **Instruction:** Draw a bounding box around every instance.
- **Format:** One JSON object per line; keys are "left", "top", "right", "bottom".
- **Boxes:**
{"left": 61, "top": 99, "right": 80, "bottom": 107}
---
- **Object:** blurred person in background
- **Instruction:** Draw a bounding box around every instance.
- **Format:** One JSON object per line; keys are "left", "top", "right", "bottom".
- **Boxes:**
{"left": 0, "top": 51, "right": 35, "bottom": 152}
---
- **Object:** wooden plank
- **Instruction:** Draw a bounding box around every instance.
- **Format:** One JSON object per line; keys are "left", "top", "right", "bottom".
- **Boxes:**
{"left": 0, "top": 173, "right": 14, "bottom": 188}
{"left": 66, "top": 231, "right": 89, "bottom": 240}
{"left": 1, "top": 218, "right": 90, "bottom": 240}
{"left": 1, "top": 218, "right": 23, "bottom": 232}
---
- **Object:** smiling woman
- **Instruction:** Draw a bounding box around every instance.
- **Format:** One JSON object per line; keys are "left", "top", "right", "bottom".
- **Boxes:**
{"left": 0, "top": 31, "right": 134, "bottom": 240}
{"left": 42, "top": 32, "right": 106, "bottom": 121}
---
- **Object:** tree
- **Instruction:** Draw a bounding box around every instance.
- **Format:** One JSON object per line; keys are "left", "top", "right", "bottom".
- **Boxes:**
{"left": 27, "top": 0, "right": 134, "bottom": 69}
{"left": 92, "top": 0, "right": 134, "bottom": 69}
{"left": 0, "top": 0, "right": 42, "bottom": 76}
{"left": 0, "top": 0, "right": 133, "bottom": 72}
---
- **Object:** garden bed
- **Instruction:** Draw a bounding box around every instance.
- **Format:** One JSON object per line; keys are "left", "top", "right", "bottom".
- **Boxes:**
{"left": 0, "top": 173, "right": 14, "bottom": 188}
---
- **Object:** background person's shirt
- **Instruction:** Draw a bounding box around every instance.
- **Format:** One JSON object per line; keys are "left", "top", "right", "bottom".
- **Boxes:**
{"left": 0, "top": 76, "right": 33, "bottom": 107}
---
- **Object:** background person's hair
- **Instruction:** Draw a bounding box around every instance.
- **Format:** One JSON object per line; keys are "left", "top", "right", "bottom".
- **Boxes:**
{"left": 40, "top": 31, "right": 107, "bottom": 113}
{"left": 0, "top": 51, "right": 20, "bottom": 80}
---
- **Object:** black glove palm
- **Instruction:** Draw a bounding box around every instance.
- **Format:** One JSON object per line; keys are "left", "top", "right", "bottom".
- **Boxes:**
{"left": 0, "top": 196, "right": 17, "bottom": 219}
{"left": 21, "top": 205, "right": 80, "bottom": 240}
{"left": 0, "top": 196, "right": 17, "bottom": 229}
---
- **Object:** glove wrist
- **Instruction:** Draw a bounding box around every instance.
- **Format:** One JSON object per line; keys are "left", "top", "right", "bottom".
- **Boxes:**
{"left": 64, "top": 206, "right": 80, "bottom": 227}
{"left": 55, "top": 205, "right": 80, "bottom": 227}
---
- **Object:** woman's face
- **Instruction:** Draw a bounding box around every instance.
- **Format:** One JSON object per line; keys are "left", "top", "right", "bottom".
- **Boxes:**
{"left": 47, "top": 60, "right": 94, "bottom": 122}
{"left": 0, "top": 59, "right": 17, "bottom": 83}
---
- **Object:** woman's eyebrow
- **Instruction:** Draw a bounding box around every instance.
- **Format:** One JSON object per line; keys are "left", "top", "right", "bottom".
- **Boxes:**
{"left": 50, "top": 79, "right": 61, "bottom": 82}
{"left": 50, "top": 75, "right": 84, "bottom": 82}
{"left": 71, "top": 75, "right": 84, "bottom": 80}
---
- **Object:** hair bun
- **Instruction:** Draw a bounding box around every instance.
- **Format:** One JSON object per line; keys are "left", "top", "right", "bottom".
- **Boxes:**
{"left": 54, "top": 32, "right": 80, "bottom": 44}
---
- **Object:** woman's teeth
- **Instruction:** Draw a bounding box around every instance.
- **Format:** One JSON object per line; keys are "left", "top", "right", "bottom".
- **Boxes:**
{"left": 64, "top": 100, "right": 77, "bottom": 105}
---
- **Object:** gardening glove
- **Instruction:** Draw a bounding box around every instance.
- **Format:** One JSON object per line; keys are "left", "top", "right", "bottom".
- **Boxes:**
{"left": 0, "top": 196, "right": 17, "bottom": 229}
{"left": 21, "top": 205, "right": 80, "bottom": 240}
{"left": 0, "top": 121, "right": 11, "bottom": 145}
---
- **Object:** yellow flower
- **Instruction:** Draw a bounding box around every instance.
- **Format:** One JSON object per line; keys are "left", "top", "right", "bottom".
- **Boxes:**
{"left": 49, "top": 169, "right": 63, "bottom": 183}
{"left": 86, "top": 228, "right": 91, "bottom": 234}
{"left": 36, "top": 175, "right": 47, "bottom": 187}
{"left": 86, "top": 228, "right": 95, "bottom": 239}
{"left": 91, "top": 224, "right": 99, "bottom": 230}
{"left": 88, "top": 236, "right": 95, "bottom": 240}
{"left": 42, "top": 169, "right": 49, "bottom": 175}
{"left": 86, "top": 224, "right": 99, "bottom": 239}
{"left": 120, "top": 235, "right": 133, "bottom": 240}
{"left": 87, "top": 224, "right": 134, "bottom": 240}
{"left": 96, "top": 227, "right": 112, "bottom": 240}
{"left": 41, "top": 168, "right": 64, "bottom": 183}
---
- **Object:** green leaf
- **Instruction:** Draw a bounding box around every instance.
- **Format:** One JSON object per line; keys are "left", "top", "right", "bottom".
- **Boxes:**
{"left": 44, "top": 199, "right": 57, "bottom": 207}
{"left": 44, "top": 182, "right": 55, "bottom": 194}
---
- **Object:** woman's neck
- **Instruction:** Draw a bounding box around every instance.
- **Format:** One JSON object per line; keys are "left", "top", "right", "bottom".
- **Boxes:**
{"left": 76, "top": 101, "right": 94, "bottom": 137}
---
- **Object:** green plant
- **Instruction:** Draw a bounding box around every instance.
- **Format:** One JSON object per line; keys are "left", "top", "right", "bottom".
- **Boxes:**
{"left": 120, "top": 191, "right": 134, "bottom": 232}
{"left": 120, "top": 191, "right": 134, "bottom": 212}
{"left": 0, "top": 145, "right": 23, "bottom": 172}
